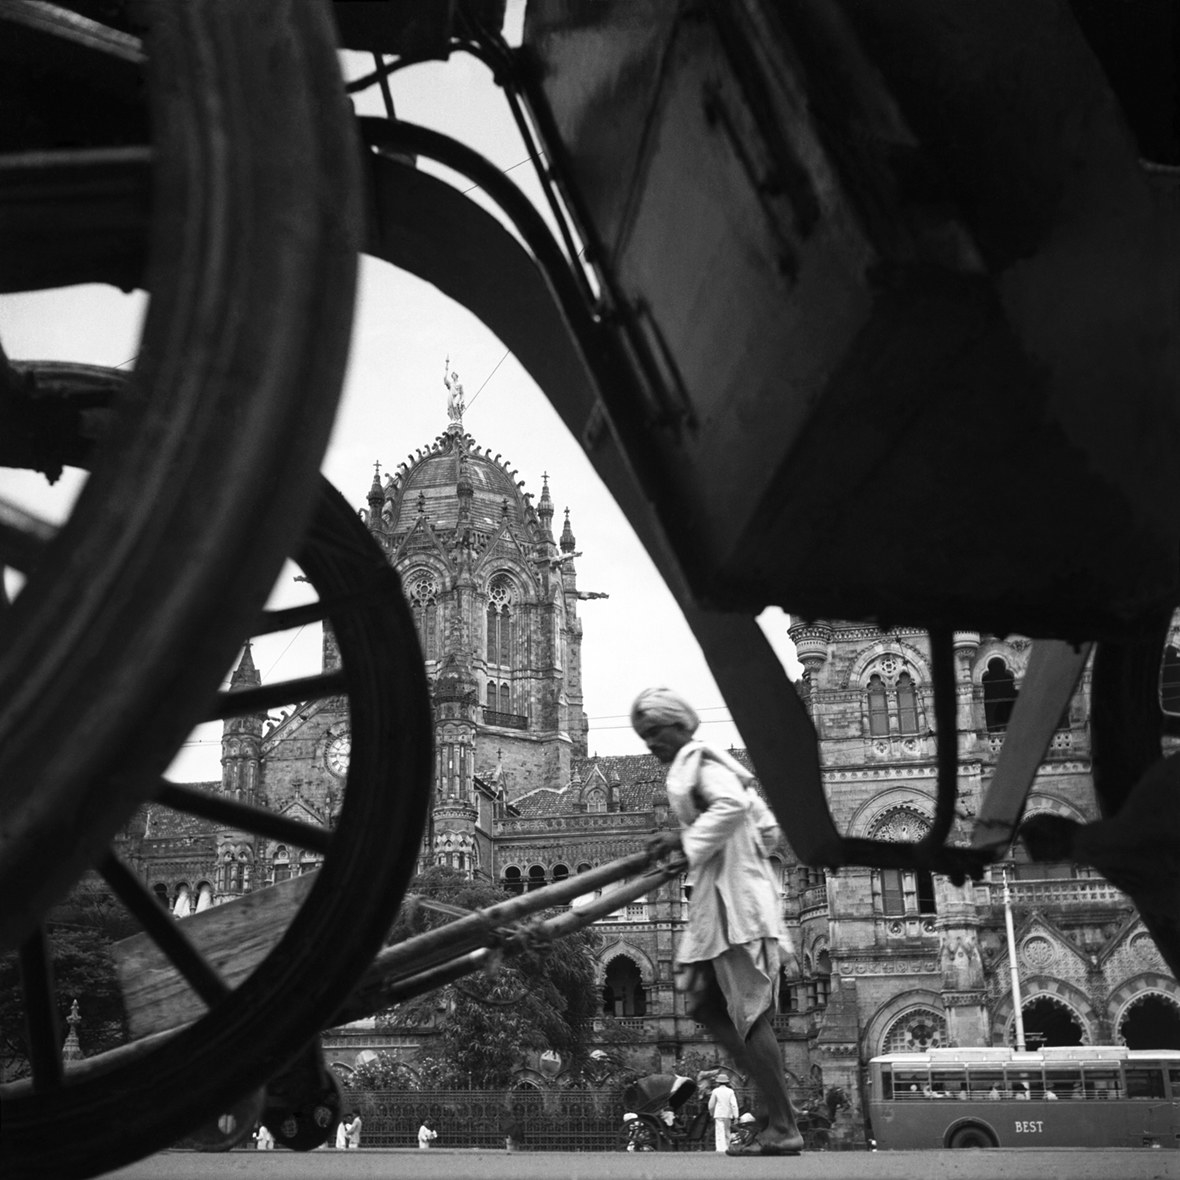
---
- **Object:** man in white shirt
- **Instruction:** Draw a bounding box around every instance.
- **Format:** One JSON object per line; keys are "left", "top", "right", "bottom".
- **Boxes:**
{"left": 708, "top": 1075, "right": 740, "bottom": 1152}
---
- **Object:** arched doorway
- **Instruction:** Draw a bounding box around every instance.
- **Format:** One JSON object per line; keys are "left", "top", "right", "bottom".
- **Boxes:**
{"left": 603, "top": 956, "right": 646, "bottom": 1017}
{"left": 1020, "top": 996, "right": 1084, "bottom": 1047}
{"left": 1120, "top": 994, "right": 1180, "bottom": 1049}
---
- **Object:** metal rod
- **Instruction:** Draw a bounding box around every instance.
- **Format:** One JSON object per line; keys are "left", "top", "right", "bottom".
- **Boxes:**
{"left": 339, "top": 848, "right": 682, "bottom": 1018}
{"left": 1003, "top": 869, "right": 1027, "bottom": 1052}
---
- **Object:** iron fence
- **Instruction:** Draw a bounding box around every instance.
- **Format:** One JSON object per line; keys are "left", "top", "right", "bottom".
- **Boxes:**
{"left": 340, "top": 1087, "right": 715, "bottom": 1151}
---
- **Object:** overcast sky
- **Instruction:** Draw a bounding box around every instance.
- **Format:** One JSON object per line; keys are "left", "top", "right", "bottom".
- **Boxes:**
{"left": 0, "top": 9, "right": 800, "bottom": 781}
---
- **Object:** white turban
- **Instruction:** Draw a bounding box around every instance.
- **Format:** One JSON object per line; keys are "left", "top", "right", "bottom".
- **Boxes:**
{"left": 630, "top": 687, "right": 699, "bottom": 733}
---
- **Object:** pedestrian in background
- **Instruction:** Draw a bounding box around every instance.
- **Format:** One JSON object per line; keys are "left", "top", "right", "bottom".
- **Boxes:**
{"left": 632, "top": 687, "right": 804, "bottom": 1157}
{"left": 418, "top": 1117, "right": 438, "bottom": 1148}
{"left": 708, "top": 1073, "right": 740, "bottom": 1152}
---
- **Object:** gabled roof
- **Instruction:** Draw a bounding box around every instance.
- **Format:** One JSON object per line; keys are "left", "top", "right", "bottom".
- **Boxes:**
{"left": 507, "top": 749, "right": 762, "bottom": 817}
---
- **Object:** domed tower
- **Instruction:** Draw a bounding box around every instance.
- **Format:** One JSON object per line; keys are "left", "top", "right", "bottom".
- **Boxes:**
{"left": 362, "top": 368, "right": 591, "bottom": 858}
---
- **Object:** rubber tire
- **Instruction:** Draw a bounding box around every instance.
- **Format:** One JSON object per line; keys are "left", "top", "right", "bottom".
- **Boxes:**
{"left": 948, "top": 1124, "right": 996, "bottom": 1149}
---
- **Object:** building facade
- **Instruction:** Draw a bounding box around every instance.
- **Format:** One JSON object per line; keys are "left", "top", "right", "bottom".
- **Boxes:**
{"left": 117, "top": 394, "right": 1180, "bottom": 1141}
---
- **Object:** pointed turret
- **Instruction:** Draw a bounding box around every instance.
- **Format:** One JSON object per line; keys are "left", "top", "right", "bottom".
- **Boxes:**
{"left": 218, "top": 644, "right": 265, "bottom": 900}
{"left": 538, "top": 472, "right": 555, "bottom": 541}
{"left": 560, "top": 506, "right": 576, "bottom": 553}
{"left": 229, "top": 640, "right": 260, "bottom": 692}
{"left": 367, "top": 460, "right": 384, "bottom": 530}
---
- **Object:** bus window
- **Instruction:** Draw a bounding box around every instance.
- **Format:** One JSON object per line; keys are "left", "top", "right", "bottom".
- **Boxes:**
{"left": 892, "top": 1069, "right": 927, "bottom": 1098}
{"left": 969, "top": 1068, "right": 1005, "bottom": 1100}
{"left": 1083, "top": 1067, "right": 1122, "bottom": 1099}
{"left": 1125, "top": 1067, "right": 1166, "bottom": 1099}
{"left": 1006, "top": 1069, "right": 1042, "bottom": 1099}
{"left": 1169, "top": 1067, "right": 1180, "bottom": 1098}
{"left": 930, "top": 1067, "right": 966, "bottom": 1099}
{"left": 1044, "top": 1067, "right": 1082, "bottom": 1099}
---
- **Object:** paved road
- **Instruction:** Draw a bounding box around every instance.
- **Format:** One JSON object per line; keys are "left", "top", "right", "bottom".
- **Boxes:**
{"left": 102, "top": 1147, "right": 1180, "bottom": 1180}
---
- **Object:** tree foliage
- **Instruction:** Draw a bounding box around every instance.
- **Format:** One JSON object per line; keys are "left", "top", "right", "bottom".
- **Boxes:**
{"left": 373, "top": 867, "right": 600, "bottom": 1088}
{"left": 0, "top": 876, "right": 132, "bottom": 1079}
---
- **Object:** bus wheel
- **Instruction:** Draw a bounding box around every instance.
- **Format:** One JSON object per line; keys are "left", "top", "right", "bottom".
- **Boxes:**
{"left": 948, "top": 1125, "right": 996, "bottom": 1149}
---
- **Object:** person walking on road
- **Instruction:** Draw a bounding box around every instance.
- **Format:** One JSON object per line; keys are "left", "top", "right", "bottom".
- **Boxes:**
{"left": 708, "top": 1074, "right": 740, "bottom": 1152}
{"left": 632, "top": 687, "right": 805, "bottom": 1158}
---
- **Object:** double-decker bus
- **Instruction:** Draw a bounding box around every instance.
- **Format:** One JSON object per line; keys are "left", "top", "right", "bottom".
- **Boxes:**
{"left": 866, "top": 1046, "right": 1180, "bottom": 1149}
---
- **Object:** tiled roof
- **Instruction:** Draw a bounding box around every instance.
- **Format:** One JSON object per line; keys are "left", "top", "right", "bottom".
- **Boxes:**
{"left": 130, "top": 785, "right": 221, "bottom": 838}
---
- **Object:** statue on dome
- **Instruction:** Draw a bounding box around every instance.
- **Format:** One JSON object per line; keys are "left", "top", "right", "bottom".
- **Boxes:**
{"left": 444, "top": 356, "right": 465, "bottom": 424}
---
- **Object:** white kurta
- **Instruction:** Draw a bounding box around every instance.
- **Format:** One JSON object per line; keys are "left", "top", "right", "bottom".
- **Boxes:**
{"left": 667, "top": 741, "right": 791, "bottom": 963}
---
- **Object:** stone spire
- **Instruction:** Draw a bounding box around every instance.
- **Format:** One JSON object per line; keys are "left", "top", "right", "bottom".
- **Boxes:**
{"left": 367, "top": 460, "right": 384, "bottom": 523}
{"left": 560, "top": 507, "right": 576, "bottom": 553}
{"left": 538, "top": 472, "right": 554, "bottom": 541}
{"left": 229, "top": 640, "right": 260, "bottom": 692}
{"left": 219, "top": 644, "right": 264, "bottom": 897}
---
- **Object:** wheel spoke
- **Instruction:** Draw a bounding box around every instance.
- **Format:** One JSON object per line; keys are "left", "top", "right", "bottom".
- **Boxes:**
{"left": 99, "top": 854, "right": 229, "bottom": 1009}
{"left": 254, "top": 600, "right": 330, "bottom": 636}
{"left": 209, "top": 670, "right": 348, "bottom": 720}
{"left": 157, "top": 782, "right": 331, "bottom": 854}
{"left": 253, "top": 584, "right": 393, "bottom": 637}
{"left": 0, "top": 496, "right": 55, "bottom": 573}
{"left": 18, "top": 926, "right": 64, "bottom": 1092}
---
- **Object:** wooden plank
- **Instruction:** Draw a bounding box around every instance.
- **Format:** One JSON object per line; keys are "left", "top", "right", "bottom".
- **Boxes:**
{"left": 971, "top": 640, "right": 1093, "bottom": 854}
{"left": 112, "top": 872, "right": 317, "bottom": 1039}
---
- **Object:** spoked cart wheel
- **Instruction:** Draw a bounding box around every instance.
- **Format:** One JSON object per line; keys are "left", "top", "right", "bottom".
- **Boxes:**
{"left": 1, "top": 476, "right": 433, "bottom": 1178}
{"left": 0, "top": 0, "right": 360, "bottom": 949}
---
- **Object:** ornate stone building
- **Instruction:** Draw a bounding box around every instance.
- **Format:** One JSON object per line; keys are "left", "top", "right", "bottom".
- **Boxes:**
{"left": 786, "top": 619, "right": 1180, "bottom": 1133}
{"left": 117, "top": 388, "right": 1180, "bottom": 1139}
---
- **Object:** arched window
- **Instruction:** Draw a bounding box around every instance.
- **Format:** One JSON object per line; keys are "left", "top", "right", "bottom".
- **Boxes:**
{"left": 273, "top": 846, "right": 291, "bottom": 884}
{"left": 498, "top": 681, "right": 511, "bottom": 714}
{"left": 586, "top": 788, "right": 606, "bottom": 813}
{"left": 408, "top": 572, "right": 439, "bottom": 662}
{"left": 896, "top": 672, "right": 919, "bottom": 734}
{"left": 867, "top": 675, "right": 889, "bottom": 736}
{"left": 153, "top": 883, "right": 169, "bottom": 908}
{"left": 576, "top": 862, "right": 592, "bottom": 874}
{"left": 527, "top": 865, "right": 547, "bottom": 892}
{"left": 983, "top": 657, "right": 1018, "bottom": 733}
{"left": 882, "top": 1008, "right": 947, "bottom": 1054}
{"left": 863, "top": 658, "right": 924, "bottom": 739}
{"left": 552, "top": 864, "right": 570, "bottom": 883}
{"left": 806, "top": 949, "right": 831, "bottom": 1009}
{"left": 486, "top": 683, "right": 496, "bottom": 708}
{"left": 487, "top": 575, "right": 514, "bottom": 669}
{"left": 872, "top": 809, "right": 937, "bottom": 916}
{"left": 604, "top": 957, "right": 647, "bottom": 1017}
{"left": 503, "top": 866, "right": 523, "bottom": 896}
